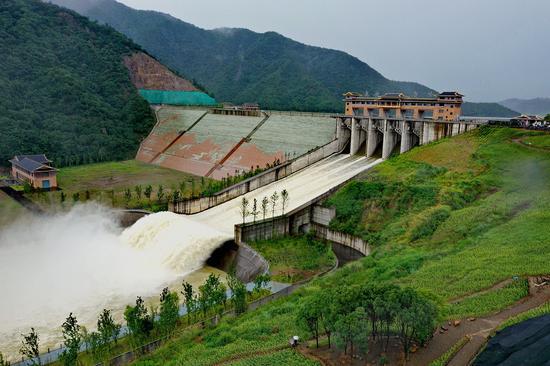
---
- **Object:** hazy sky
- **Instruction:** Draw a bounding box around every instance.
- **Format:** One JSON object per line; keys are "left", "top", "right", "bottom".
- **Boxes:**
{"left": 119, "top": 0, "right": 550, "bottom": 102}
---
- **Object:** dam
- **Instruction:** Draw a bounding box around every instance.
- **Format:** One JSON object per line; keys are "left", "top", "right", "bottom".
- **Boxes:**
{"left": 0, "top": 101, "right": 481, "bottom": 361}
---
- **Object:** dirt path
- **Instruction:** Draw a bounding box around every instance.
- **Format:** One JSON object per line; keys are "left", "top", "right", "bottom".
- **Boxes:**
{"left": 408, "top": 279, "right": 550, "bottom": 366}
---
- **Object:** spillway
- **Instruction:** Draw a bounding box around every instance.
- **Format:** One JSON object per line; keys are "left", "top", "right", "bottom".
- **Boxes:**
{"left": 193, "top": 154, "right": 382, "bottom": 234}
{"left": 0, "top": 154, "right": 380, "bottom": 361}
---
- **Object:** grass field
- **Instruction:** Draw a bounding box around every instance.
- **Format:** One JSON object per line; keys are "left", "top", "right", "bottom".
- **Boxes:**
{"left": 521, "top": 133, "right": 550, "bottom": 150}
{"left": 25, "top": 160, "right": 209, "bottom": 211}
{"left": 249, "top": 236, "right": 336, "bottom": 283}
{"left": 0, "top": 190, "right": 25, "bottom": 227}
{"left": 72, "top": 127, "right": 550, "bottom": 365}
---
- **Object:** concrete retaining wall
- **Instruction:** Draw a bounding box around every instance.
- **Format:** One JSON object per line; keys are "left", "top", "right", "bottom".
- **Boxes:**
{"left": 170, "top": 138, "right": 343, "bottom": 214}
{"left": 235, "top": 198, "right": 369, "bottom": 258}
{"left": 232, "top": 243, "right": 269, "bottom": 283}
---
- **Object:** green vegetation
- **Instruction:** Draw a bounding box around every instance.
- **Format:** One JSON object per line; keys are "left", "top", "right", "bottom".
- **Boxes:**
{"left": 521, "top": 134, "right": 550, "bottom": 149}
{"left": 297, "top": 284, "right": 438, "bottom": 358}
{"left": 120, "top": 127, "right": 550, "bottom": 365}
{"left": 461, "top": 102, "right": 518, "bottom": 117}
{"left": 429, "top": 336, "right": 470, "bottom": 366}
{"left": 249, "top": 235, "right": 336, "bottom": 283}
{"left": 0, "top": 191, "right": 25, "bottom": 227}
{"left": 24, "top": 160, "right": 210, "bottom": 211}
{"left": 444, "top": 279, "right": 529, "bottom": 320}
{"left": 0, "top": 0, "right": 155, "bottom": 167}
{"left": 229, "top": 349, "right": 319, "bottom": 366}
{"left": 53, "top": 0, "right": 433, "bottom": 113}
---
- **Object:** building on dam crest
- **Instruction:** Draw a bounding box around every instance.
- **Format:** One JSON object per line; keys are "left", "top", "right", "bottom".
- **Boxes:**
{"left": 343, "top": 91, "right": 463, "bottom": 121}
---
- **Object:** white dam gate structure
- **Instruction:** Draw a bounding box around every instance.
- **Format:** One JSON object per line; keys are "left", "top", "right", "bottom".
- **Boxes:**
{"left": 336, "top": 115, "right": 483, "bottom": 159}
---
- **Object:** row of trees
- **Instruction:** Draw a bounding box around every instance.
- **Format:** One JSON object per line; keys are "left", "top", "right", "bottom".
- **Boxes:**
{"left": 239, "top": 189, "right": 289, "bottom": 225}
{"left": 11, "top": 273, "right": 270, "bottom": 366}
{"left": 297, "top": 284, "right": 438, "bottom": 360}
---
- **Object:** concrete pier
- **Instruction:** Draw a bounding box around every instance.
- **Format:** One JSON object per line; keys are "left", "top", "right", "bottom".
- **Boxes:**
{"left": 336, "top": 116, "right": 484, "bottom": 160}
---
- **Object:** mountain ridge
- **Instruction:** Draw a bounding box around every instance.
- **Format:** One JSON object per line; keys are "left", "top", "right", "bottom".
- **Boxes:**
{"left": 499, "top": 97, "right": 550, "bottom": 116}
{"left": 48, "top": 0, "right": 517, "bottom": 117}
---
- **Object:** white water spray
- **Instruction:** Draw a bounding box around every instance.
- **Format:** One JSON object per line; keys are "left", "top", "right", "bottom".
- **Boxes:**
{"left": 0, "top": 203, "right": 228, "bottom": 360}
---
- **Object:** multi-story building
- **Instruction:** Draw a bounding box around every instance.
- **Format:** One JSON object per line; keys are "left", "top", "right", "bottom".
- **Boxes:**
{"left": 9, "top": 154, "right": 57, "bottom": 190}
{"left": 344, "top": 91, "right": 463, "bottom": 121}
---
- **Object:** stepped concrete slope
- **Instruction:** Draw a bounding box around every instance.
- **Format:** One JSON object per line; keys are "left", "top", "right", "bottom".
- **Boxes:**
{"left": 137, "top": 107, "right": 337, "bottom": 178}
{"left": 191, "top": 154, "right": 382, "bottom": 235}
{"left": 136, "top": 107, "right": 207, "bottom": 163}
{"left": 156, "top": 113, "right": 264, "bottom": 177}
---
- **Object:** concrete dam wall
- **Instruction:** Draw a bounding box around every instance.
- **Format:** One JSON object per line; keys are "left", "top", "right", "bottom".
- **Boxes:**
{"left": 137, "top": 106, "right": 337, "bottom": 179}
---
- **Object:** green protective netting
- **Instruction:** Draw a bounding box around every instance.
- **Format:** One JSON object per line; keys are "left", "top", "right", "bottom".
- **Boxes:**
{"left": 139, "top": 89, "right": 217, "bottom": 106}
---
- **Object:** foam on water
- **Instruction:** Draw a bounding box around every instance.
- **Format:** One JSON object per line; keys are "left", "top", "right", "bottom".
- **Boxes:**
{"left": 0, "top": 203, "right": 228, "bottom": 360}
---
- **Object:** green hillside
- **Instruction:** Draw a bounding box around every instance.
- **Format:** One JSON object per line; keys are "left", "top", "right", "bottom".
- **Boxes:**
{"left": 126, "top": 128, "right": 550, "bottom": 365}
{"left": 0, "top": 0, "right": 155, "bottom": 167}
{"left": 462, "top": 101, "right": 518, "bottom": 117}
{"left": 50, "top": 0, "right": 435, "bottom": 112}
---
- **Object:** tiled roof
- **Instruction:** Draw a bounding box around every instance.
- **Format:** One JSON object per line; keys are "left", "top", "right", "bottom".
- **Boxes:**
{"left": 9, "top": 154, "right": 55, "bottom": 172}
{"left": 14, "top": 154, "right": 51, "bottom": 164}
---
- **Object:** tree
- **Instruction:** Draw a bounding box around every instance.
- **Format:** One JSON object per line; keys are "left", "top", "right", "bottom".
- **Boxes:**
{"left": 83, "top": 331, "right": 105, "bottom": 364}
{"left": 0, "top": 352, "right": 10, "bottom": 366}
{"left": 134, "top": 185, "right": 142, "bottom": 200}
{"left": 239, "top": 197, "right": 250, "bottom": 225}
{"left": 159, "top": 287, "right": 180, "bottom": 335}
{"left": 191, "top": 180, "right": 196, "bottom": 197}
{"left": 270, "top": 191, "right": 279, "bottom": 236}
{"left": 545, "top": 114, "right": 550, "bottom": 122}
{"left": 179, "top": 181, "right": 187, "bottom": 196}
{"left": 227, "top": 273, "right": 247, "bottom": 315}
{"left": 261, "top": 196, "right": 269, "bottom": 221}
{"left": 281, "top": 189, "right": 289, "bottom": 215}
{"left": 251, "top": 198, "right": 259, "bottom": 223}
{"left": 157, "top": 185, "right": 165, "bottom": 203}
{"left": 172, "top": 190, "right": 180, "bottom": 203}
{"left": 144, "top": 185, "right": 153, "bottom": 201}
{"left": 124, "top": 297, "right": 153, "bottom": 346}
{"left": 394, "top": 288, "right": 437, "bottom": 359}
{"left": 253, "top": 273, "right": 271, "bottom": 293}
{"left": 181, "top": 281, "right": 197, "bottom": 324}
{"left": 297, "top": 298, "right": 321, "bottom": 348}
{"left": 334, "top": 307, "right": 368, "bottom": 358}
{"left": 124, "top": 188, "right": 132, "bottom": 207}
{"left": 261, "top": 196, "right": 269, "bottom": 239}
{"left": 59, "top": 313, "right": 81, "bottom": 366}
{"left": 20, "top": 328, "right": 40, "bottom": 366}
{"left": 72, "top": 192, "right": 80, "bottom": 203}
{"left": 97, "top": 309, "right": 121, "bottom": 347}
{"left": 270, "top": 191, "right": 279, "bottom": 218}
{"left": 198, "top": 274, "right": 227, "bottom": 317}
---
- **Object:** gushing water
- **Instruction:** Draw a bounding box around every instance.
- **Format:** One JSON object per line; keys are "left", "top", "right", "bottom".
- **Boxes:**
{"left": 0, "top": 203, "right": 228, "bottom": 361}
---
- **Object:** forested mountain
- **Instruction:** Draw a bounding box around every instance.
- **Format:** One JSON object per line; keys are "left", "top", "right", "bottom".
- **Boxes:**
{"left": 499, "top": 98, "right": 550, "bottom": 116}
{"left": 49, "top": 0, "right": 516, "bottom": 117}
{"left": 0, "top": 0, "right": 155, "bottom": 167}
{"left": 49, "top": 0, "right": 437, "bottom": 112}
{"left": 461, "top": 102, "right": 518, "bottom": 118}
